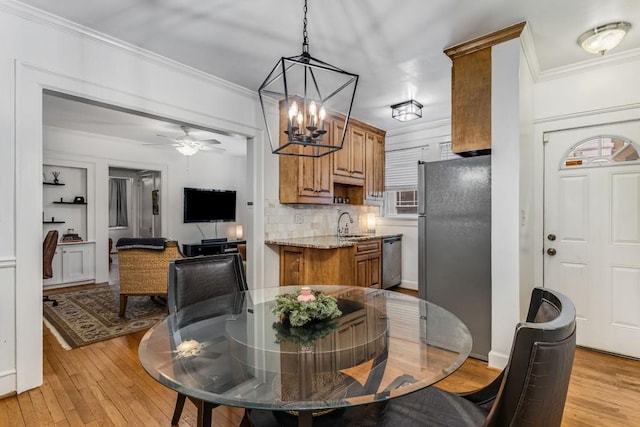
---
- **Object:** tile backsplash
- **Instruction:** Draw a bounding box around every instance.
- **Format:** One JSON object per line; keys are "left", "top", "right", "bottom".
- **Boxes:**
{"left": 264, "top": 199, "right": 380, "bottom": 240}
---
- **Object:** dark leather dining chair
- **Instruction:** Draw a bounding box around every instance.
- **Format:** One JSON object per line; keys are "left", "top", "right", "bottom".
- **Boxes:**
{"left": 167, "top": 253, "right": 249, "bottom": 427}
{"left": 345, "top": 286, "right": 577, "bottom": 427}
{"left": 43, "top": 230, "right": 59, "bottom": 306}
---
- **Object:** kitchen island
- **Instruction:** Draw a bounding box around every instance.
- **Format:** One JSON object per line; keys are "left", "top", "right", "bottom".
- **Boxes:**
{"left": 265, "top": 234, "right": 401, "bottom": 288}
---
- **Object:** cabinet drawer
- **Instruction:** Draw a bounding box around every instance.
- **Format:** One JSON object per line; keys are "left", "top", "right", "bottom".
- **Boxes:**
{"left": 355, "top": 239, "right": 381, "bottom": 254}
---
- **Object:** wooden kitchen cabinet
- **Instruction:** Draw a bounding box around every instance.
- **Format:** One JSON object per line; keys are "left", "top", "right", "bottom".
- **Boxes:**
{"left": 444, "top": 22, "right": 525, "bottom": 154}
{"left": 278, "top": 101, "right": 385, "bottom": 205}
{"left": 449, "top": 47, "right": 492, "bottom": 154}
{"left": 365, "top": 131, "right": 385, "bottom": 204}
{"left": 279, "top": 246, "right": 304, "bottom": 286}
{"left": 354, "top": 239, "right": 382, "bottom": 288}
{"left": 279, "top": 108, "right": 334, "bottom": 204}
{"left": 278, "top": 238, "right": 381, "bottom": 288}
{"left": 333, "top": 120, "right": 365, "bottom": 184}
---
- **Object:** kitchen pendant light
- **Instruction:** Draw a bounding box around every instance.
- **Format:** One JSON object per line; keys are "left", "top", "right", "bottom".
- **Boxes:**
{"left": 578, "top": 22, "right": 632, "bottom": 55}
{"left": 258, "top": 0, "right": 358, "bottom": 157}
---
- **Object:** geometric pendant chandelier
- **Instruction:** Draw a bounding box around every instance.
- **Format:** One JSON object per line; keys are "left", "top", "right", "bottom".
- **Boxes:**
{"left": 258, "top": 0, "right": 358, "bottom": 157}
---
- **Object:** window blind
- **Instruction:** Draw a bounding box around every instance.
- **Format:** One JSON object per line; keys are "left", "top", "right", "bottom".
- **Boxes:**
{"left": 385, "top": 146, "right": 429, "bottom": 190}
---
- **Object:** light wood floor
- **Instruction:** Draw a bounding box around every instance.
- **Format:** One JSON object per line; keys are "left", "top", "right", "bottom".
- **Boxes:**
{"left": 2, "top": 288, "right": 639, "bottom": 426}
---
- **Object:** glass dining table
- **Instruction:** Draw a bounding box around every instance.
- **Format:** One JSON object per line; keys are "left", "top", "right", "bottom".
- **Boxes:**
{"left": 138, "top": 285, "right": 472, "bottom": 427}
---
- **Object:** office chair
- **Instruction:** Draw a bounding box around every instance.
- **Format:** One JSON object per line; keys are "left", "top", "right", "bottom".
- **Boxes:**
{"left": 43, "top": 230, "right": 59, "bottom": 306}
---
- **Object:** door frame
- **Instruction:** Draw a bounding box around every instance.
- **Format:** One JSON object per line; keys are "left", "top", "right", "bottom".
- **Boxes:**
{"left": 15, "top": 60, "right": 265, "bottom": 393}
{"left": 534, "top": 107, "right": 640, "bottom": 289}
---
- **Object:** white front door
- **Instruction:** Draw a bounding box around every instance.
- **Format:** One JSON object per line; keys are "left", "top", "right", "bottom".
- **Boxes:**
{"left": 544, "top": 121, "right": 640, "bottom": 358}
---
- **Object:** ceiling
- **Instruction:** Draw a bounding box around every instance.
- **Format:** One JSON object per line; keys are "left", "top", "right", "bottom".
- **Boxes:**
{"left": 23, "top": 0, "right": 640, "bottom": 148}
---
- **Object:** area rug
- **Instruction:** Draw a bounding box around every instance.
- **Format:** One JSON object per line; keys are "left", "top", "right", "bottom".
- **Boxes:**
{"left": 43, "top": 284, "right": 167, "bottom": 349}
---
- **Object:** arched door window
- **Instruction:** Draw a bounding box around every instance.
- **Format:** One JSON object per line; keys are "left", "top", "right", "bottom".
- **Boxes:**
{"left": 560, "top": 135, "right": 640, "bottom": 169}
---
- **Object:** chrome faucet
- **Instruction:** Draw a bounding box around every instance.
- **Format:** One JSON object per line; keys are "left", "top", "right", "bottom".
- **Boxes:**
{"left": 337, "top": 211, "right": 354, "bottom": 237}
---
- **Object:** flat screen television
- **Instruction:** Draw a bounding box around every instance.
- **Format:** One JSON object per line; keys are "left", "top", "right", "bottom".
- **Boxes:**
{"left": 183, "top": 187, "right": 236, "bottom": 223}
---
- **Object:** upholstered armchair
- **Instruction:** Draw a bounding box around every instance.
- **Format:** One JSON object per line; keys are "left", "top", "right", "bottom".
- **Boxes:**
{"left": 116, "top": 238, "right": 183, "bottom": 317}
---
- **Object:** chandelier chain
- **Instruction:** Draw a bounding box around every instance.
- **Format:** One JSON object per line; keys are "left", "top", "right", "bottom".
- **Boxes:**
{"left": 302, "top": 0, "right": 309, "bottom": 54}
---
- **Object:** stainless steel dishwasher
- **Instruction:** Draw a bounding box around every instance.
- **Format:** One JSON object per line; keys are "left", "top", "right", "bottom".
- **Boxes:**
{"left": 382, "top": 235, "right": 402, "bottom": 289}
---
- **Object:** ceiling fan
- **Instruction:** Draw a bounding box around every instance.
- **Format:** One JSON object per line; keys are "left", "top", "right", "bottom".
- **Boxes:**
{"left": 147, "top": 125, "right": 225, "bottom": 156}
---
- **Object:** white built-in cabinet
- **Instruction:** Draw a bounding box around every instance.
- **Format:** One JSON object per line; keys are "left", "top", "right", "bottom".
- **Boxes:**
{"left": 43, "top": 164, "right": 95, "bottom": 288}
{"left": 44, "top": 242, "right": 96, "bottom": 287}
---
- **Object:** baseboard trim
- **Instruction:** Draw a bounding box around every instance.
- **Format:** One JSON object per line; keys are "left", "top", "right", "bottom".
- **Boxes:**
{"left": 0, "top": 369, "right": 16, "bottom": 397}
{"left": 488, "top": 350, "right": 509, "bottom": 370}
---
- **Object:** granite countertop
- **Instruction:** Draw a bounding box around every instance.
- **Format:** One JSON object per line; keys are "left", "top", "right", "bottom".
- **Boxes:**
{"left": 265, "top": 233, "right": 402, "bottom": 249}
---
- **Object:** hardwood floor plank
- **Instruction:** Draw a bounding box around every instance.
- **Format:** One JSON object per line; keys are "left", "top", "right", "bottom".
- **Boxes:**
{"left": 0, "top": 395, "right": 26, "bottom": 426}
{"left": 16, "top": 392, "right": 38, "bottom": 426}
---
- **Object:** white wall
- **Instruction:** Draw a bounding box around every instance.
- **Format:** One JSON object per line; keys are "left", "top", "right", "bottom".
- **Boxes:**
{"left": 1, "top": 2, "right": 267, "bottom": 395}
{"left": 45, "top": 126, "right": 248, "bottom": 285}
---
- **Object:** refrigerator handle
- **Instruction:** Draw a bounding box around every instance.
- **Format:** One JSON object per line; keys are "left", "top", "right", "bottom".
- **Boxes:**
{"left": 418, "top": 161, "right": 426, "bottom": 215}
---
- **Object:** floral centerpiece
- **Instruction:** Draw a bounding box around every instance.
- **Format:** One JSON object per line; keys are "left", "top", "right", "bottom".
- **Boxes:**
{"left": 272, "top": 287, "right": 342, "bottom": 345}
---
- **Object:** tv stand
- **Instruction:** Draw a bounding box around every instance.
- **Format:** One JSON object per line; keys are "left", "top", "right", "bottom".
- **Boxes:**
{"left": 183, "top": 240, "right": 246, "bottom": 257}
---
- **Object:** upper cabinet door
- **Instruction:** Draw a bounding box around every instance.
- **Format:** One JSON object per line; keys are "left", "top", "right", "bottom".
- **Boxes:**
{"left": 365, "top": 131, "right": 385, "bottom": 204}
{"left": 332, "top": 120, "right": 351, "bottom": 178}
{"left": 349, "top": 125, "right": 366, "bottom": 180}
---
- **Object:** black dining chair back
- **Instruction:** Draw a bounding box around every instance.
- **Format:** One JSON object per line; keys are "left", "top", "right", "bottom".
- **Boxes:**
{"left": 345, "top": 287, "right": 576, "bottom": 427}
{"left": 166, "top": 253, "right": 249, "bottom": 427}
{"left": 483, "top": 287, "right": 576, "bottom": 426}
{"left": 167, "top": 253, "right": 247, "bottom": 315}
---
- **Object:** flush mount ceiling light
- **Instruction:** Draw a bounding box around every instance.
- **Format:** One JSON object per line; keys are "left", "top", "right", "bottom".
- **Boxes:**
{"left": 391, "top": 100, "right": 423, "bottom": 122}
{"left": 578, "top": 22, "right": 632, "bottom": 55}
{"left": 258, "top": 0, "right": 358, "bottom": 157}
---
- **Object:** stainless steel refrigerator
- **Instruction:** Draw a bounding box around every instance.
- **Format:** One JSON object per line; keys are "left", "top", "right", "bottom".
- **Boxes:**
{"left": 418, "top": 156, "right": 491, "bottom": 360}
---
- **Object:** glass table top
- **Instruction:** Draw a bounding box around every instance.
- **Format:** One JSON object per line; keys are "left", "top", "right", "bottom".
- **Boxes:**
{"left": 138, "top": 285, "right": 472, "bottom": 412}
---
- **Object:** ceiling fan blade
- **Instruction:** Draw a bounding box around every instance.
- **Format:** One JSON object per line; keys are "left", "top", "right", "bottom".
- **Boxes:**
{"left": 199, "top": 138, "right": 222, "bottom": 144}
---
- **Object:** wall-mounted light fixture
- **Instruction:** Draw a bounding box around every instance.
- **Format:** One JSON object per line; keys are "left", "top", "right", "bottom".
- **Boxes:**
{"left": 391, "top": 100, "right": 423, "bottom": 122}
{"left": 578, "top": 22, "right": 632, "bottom": 55}
{"left": 366, "top": 213, "right": 377, "bottom": 233}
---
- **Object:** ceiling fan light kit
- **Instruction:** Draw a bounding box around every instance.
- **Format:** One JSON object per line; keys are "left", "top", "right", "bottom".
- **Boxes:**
{"left": 172, "top": 125, "right": 222, "bottom": 156}
{"left": 258, "top": 0, "right": 358, "bottom": 158}
{"left": 175, "top": 143, "right": 200, "bottom": 156}
{"left": 578, "top": 21, "right": 632, "bottom": 55}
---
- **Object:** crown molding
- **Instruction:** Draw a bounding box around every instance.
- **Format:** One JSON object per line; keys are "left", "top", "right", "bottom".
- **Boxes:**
{"left": 444, "top": 22, "right": 526, "bottom": 60}
{"left": 0, "top": 0, "right": 257, "bottom": 99}
{"left": 539, "top": 47, "right": 640, "bottom": 81}
{"left": 518, "top": 23, "right": 541, "bottom": 81}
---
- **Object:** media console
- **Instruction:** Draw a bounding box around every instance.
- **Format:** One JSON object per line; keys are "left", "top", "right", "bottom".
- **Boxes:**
{"left": 182, "top": 239, "right": 246, "bottom": 257}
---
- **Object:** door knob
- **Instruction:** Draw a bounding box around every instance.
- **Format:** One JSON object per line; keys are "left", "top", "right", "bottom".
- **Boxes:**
{"left": 547, "top": 248, "right": 557, "bottom": 256}
{"left": 547, "top": 234, "right": 556, "bottom": 241}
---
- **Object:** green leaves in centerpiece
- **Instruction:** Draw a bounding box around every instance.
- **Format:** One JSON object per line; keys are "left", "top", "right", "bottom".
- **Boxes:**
{"left": 272, "top": 288, "right": 342, "bottom": 327}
